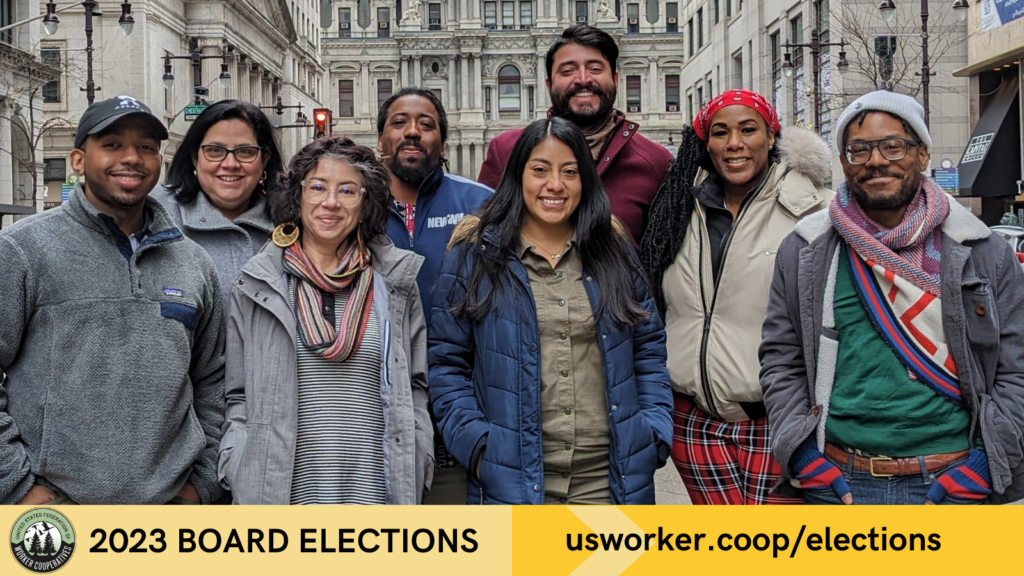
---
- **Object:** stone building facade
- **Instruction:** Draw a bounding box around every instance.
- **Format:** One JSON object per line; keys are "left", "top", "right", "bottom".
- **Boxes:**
{"left": 39, "top": 0, "right": 326, "bottom": 206}
{"left": 669, "top": 0, "right": 970, "bottom": 185}
{"left": 320, "top": 0, "right": 690, "bottom": 178}
{"left": 0, "top": 0, "right": 60, "bottom": 228}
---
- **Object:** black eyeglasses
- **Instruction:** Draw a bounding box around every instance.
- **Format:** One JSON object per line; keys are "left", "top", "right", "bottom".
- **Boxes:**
{"left": 843, "top": 138, "right": 920, "bottom": 165}
{"left": 199, "top": 144, "right": 264, "bottom": 163}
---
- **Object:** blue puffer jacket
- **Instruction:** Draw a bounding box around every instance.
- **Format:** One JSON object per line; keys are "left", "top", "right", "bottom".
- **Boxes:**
{"left": 428, "top": 221, "right": 673, "bottom": 504}
{"left": 386, "top": 166, "right": 492, "bottom": 324}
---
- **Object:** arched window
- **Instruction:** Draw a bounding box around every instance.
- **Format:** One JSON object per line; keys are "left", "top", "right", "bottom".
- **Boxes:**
{"left": 498, "top": 65, "right": 521, "bottom": 113}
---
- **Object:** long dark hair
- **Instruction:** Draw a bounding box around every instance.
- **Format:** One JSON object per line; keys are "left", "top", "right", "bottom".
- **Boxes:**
{"left": 639, "top": 125, "right": 783, "bottom": 315}
{"left": 268, "top": 135, "right": 391, "bottom": 243}
{"left": 452, "top": 117, "right": 647, "bottom": 327}
{"left": 164, "top": 100, "right": 284, "bottom": 211}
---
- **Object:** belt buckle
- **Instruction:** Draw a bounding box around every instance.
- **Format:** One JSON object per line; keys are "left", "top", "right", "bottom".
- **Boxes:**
{"left": 869, "top": 456, "right": 894, "bottom": 477}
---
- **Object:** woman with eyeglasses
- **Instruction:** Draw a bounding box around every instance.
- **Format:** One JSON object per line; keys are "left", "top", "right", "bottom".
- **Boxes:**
{"left": 219, "top": 135, "right": 433, "bottom": 504}
{"left": 639, "top": 90, "right": 834, "bottom": 505}
{"left": 153, "top": 100, "right": 284, "bottom": 293}
{"left": 429, "top": 117, "right": 672, "bottom": 505}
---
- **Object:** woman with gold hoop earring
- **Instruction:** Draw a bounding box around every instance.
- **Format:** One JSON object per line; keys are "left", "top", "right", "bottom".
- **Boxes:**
{"left": 220, "top": 135, "right": 433, "bottom": 505}
{"left": 152, "top": 100, "right": 284, "bottom": 302}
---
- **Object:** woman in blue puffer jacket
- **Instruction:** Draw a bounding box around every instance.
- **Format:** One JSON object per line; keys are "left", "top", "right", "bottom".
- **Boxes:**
{"left": 428, "top": 117, "right": 673, "bottom": 505}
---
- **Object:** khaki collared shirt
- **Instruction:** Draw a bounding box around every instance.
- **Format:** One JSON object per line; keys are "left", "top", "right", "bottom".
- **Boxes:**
{"left": 518, "top": 235, "right": 611, "bottom": 505}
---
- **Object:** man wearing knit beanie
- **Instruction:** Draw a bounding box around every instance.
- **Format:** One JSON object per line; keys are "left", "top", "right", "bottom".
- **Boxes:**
{"left": 759, "top": 90, "right": 1024, "bottom": 505}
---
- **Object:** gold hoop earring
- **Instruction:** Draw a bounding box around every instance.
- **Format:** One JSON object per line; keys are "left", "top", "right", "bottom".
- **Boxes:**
{"left": 272, "top": 221, "right": 300, "bottom": 247}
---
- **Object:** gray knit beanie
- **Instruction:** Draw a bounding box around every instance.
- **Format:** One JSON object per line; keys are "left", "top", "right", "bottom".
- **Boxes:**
{"left": 834, "top": 91, "right": 932, "bottom": 151}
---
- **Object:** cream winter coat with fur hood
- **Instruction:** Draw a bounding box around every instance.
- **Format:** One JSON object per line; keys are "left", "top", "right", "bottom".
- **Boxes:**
{"left": 663, "top": 127, "right": 835, "bottom": 421}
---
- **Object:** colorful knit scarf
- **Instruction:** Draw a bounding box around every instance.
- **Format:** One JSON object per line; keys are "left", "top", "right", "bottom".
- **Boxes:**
{"left": 830, "top": 176, "right": 949, "bottom": 297}
{"left": 283, "top": 239, "right": 374, "bottom": 362}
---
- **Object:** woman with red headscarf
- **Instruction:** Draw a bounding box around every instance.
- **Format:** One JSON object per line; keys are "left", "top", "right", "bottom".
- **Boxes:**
{"left": 639, "top": 90, "right": 834, "bottom": 504}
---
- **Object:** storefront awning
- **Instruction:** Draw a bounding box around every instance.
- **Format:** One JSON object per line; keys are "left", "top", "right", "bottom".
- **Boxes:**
{"left": 958, "top": 77, "right": 1021, "bottom": 197}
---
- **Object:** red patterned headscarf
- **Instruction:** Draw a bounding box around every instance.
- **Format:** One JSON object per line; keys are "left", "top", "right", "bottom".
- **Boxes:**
{"left": 692, "top": 89, "right": 781, "bottom": 141}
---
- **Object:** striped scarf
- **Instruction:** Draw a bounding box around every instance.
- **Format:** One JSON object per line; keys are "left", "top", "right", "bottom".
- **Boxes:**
{"left": 830, "top": 176, "right": 949, "bottom": 297}
{"left": 283, "top": 239, "right": 374, "bottom": 362}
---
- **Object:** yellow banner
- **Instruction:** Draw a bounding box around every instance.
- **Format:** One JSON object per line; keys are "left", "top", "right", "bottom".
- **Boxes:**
{"left": 3, "top": 505, "right": 1020, "bottom": 575}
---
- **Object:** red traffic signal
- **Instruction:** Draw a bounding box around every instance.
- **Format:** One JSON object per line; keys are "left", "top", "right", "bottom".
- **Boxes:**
{"left": 313, "top": 108, "right": 332, "bottom": 139}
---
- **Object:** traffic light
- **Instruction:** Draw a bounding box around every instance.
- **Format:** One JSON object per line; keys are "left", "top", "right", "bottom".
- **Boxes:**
{"left": 313, "top": 108, "right": 332, "bottom": 139}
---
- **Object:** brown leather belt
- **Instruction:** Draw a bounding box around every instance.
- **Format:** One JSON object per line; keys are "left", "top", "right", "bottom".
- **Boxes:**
{"left": 824, "top": 442, "right": 969, "bottom": 478}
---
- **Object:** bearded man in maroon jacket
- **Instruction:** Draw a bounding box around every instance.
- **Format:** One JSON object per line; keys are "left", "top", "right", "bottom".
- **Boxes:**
{"left": 478, "top": 25, "right": 672, "bottom": 244}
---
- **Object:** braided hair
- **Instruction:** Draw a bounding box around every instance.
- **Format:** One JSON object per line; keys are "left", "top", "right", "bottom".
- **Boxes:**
{"left": 638, "top": 125, "right": 710, "bottom": 315}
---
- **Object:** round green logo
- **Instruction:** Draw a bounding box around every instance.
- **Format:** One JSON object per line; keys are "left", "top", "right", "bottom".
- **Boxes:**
{"left": 9, "top": 508, "right": 75, "bottom": 573}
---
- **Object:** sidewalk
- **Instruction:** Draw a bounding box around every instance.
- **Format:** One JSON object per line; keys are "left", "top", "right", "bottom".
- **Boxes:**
{"left": 654, "top": 464, "right": 691, "bottom": 505}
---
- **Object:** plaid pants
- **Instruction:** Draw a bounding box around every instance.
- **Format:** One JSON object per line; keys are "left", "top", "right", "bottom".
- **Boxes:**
{"left": 671, "top": 394, "right": 800, "bottom": 505}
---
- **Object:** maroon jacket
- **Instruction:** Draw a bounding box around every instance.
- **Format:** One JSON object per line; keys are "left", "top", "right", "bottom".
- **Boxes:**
{"left": 477, "top": 114, "right": 672, "bottom": 244}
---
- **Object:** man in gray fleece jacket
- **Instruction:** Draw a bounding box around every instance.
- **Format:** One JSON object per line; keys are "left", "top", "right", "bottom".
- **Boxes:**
{"left": 0, "top": 96, "right": 225, "bottom": 505}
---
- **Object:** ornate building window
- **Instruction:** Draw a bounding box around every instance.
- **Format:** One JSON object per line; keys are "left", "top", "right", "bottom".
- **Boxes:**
{"left": 429, "top": 3, "right": 442, "bottom": 29}
{"left": 626, "top": 75, "right": 641, "bottom": 112}
{"left": 627, "top": 4, "right": 639, "bottom": 34}
{"left": 484, "top": 1, "right": 497, "bottom": 28}
{"left": 575, "top": 1, "right": 588, "bottom": 23}
{"left": 791, "top": 14, "right": 805, "bottom": 125}
{"left": 378, "top": 79, "right": 393, "bottom": 111}
{"left": 520, "top": 1, "right": 532, "bottom": 28}
{"left": 378, "top": 7, "right": 391, "bottom": 38}
{"left": 665, "top": 75, "right": 680, "bottom": 112}
{"left": 41, "top": 48, "right": 61, "bottom": 104}
{"left": 498, "top": 65, "right": 521, "bottom": 115}
{"left": 339, "top": 80, "right": 355, "bottom": 117}
{"left": 1, "top": 0, "right": 12, "bottom": 44}
{"left": 697, "top": 8, "right": 704, "bottom": 47}
{"left": 339, "top": 8, "right": 351, "bottom": 37}
{"left": 770, "top": 31, "right": 781, "bottom": 109}
{"left": 666, "top": 3, "right": 678, "bottom": 33}
{"left": 502, "top": 1, "right": 514, "bottom": 28}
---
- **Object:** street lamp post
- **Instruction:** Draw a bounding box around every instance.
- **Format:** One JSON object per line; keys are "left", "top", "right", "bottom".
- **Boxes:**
{"left": 782, "top": 25, "right": 849, "bottom": 132}
{"left": 40, "top": 0, "right": 136, "bottom": 105}
{"left": 161, "top": 41, "right": 232, "bottom": 105}
{"left": 878, "top": 0, "right": 970, "bottom": 128}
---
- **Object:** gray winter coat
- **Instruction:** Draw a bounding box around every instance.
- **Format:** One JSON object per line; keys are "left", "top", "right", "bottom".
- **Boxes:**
{"left": 150, "top": 186, "right": 273, "bottom": 296}
{"left": 760, "top": 196, "right": 1024, "bottom": 502}
{"left": 0, "top": 183, "right": 225, "bottom": 504}
{"left": 219, "top": 235, "right": 434, "bottom": 504}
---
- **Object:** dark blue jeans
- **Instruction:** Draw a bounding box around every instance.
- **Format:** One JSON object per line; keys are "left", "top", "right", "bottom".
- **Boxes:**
{"left": 803, "top": 452, "right": 982, "bottom": 505}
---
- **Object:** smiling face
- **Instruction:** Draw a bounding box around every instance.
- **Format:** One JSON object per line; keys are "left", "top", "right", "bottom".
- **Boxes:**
{"left": 70, "top": 114, "right": 163, "bottom": 213}
{"left": 521, "top": 137, "right": 583, "bottom": 232}
{"left": 299, "top": 157, "right": 364, "bottom": 255}
{"left": 194, "top": 118, "right": 269, "bottom": 219}
{"left": 705, "top": 105, "right": 775, "bottom": 194}
{"left": 841, "top": 111, "right": 929, "bottom": 212}
{"left": 546, "top": 43, "right": 618, "bottom": 129}
{"left": 377, "top": 94, "right": 443, "bottom": 186}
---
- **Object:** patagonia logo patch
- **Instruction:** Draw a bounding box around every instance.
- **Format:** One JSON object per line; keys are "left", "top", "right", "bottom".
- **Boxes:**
{"left": 164, "top": 288, "right": 183, "bottom": 297}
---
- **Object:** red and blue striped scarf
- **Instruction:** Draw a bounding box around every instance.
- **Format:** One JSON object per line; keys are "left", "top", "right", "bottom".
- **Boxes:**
{"left": 832, "top": 177, "right": 962, "bottom": 405}
{"left": 830, "top": 177, "right": 949, "bottom": 297}
{"left": 283, "top": 239, "right": 374, "bottom": 362}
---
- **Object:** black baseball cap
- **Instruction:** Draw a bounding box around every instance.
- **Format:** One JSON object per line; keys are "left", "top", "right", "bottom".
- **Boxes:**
{"left": 74, "top": 95, "right": 170, "bottom": 149}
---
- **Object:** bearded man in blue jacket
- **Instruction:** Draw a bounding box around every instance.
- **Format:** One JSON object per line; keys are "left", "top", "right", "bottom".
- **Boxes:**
{"left": 378, "top": 88, "right": 492, "bottom": 504}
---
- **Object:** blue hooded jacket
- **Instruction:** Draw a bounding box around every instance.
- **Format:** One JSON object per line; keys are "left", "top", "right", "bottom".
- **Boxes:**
{"left": 386, "top": 166, "right": 492, "bottom": 323}
{"left": 428, "top": 221, "right": 674, "bottom": 504}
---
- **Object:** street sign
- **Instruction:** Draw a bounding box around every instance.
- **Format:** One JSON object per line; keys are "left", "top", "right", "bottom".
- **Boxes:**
{"left": 184, "top": 104, "right": 208, "bottom": 122}
{"left": 61, "top": 174, "right": 78, "bottom": 203}
{"left": 933, "top": 167, "right": 960, "bottom": 196}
